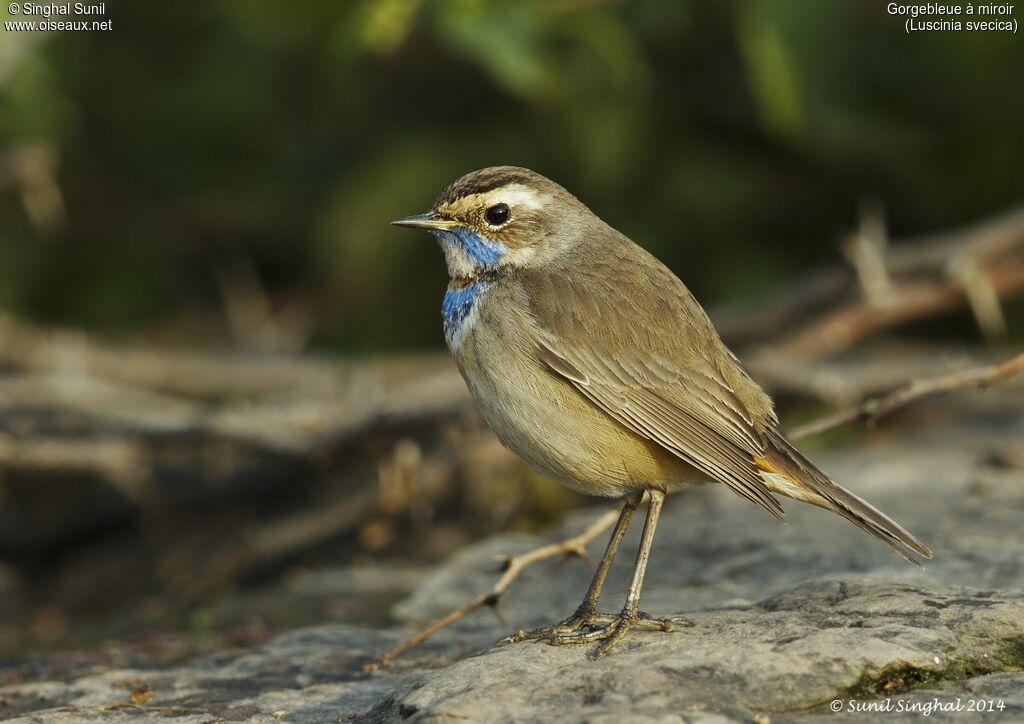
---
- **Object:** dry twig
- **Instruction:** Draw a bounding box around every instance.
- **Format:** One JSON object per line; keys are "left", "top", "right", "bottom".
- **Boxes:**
{"left": 365, "top": 506, "right": 620, "bottom": 671}
{"left": 717, "top": 204, "right": 1024, "bottom": 356}
{"left": 368, "top": 350, "right": 1024, "bottom": 669}
{"left": 786, "top": 350, "right": 1024, "bottom": 440}
{"left": 773, "top": 259, "right": 1024, "bottom": 361}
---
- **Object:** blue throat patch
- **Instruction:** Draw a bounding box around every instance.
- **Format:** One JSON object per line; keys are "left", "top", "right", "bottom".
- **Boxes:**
{"left": 435, "top": 228, "right": 507, "bottom": 266}
{"left": 434, "top": 227, "right": 505, "bottom": 345}
{"left": 442, "top": 283, "right": 488, "bottom": 345}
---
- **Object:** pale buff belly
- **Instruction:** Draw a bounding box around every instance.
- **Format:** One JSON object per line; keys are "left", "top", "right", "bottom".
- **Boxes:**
{"left": 453, "top": 321, "right": 702, "bottom": 498}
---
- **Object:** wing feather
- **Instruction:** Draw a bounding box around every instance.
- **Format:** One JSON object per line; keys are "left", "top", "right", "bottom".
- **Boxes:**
{"left": 525, "top": 252, "right": 786, "bottom": 520}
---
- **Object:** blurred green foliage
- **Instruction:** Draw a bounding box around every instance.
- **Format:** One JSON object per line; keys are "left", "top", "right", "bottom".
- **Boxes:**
{"left": 0, "top": 0, "right": 1021, "bottom": 352}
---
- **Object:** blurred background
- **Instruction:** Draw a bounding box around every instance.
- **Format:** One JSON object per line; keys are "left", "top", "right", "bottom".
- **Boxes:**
{"left": 0, "top": 0, "right": 1021, "bottom": 669}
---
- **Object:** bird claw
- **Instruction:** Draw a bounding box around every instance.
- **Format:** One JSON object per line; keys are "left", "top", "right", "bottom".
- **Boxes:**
{"left": 501, "top": 609, "right": 692, "bottom": 656}
{"left": 499, "top": 608, "right": 608, "bottom": 644}
{"left": 632, "top": 610, "right": 695, "bottom": 632}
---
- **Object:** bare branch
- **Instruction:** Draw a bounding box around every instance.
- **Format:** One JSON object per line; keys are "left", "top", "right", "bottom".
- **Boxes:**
{"left": 843, "top": 198, "right": 895, "bottom": 308}
{"left": 949, "top": 256, "right": 1007, "bottom": 338}
{"left": 787, "top": 351, "right": 1024, "bottom": 440}
{"left": 716, "top": 204, "right": 1024, "bottom": 353}
{"left": 365, "top": 507, "right": 620, "bottom": 671}
{"left": 773, "top": 260, "right": 1024, "bottom": 361}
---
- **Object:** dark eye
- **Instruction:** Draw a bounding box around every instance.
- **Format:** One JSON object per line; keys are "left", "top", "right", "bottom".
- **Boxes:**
{"left": 485, "top": 203, "right": 510, "bottom": 226}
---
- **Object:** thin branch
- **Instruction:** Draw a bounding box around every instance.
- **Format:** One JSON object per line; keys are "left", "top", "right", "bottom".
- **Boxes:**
{"left": 843, "top": 198, "right": 896, "bottom": 308}
{"left": 715, "top": 204, "right": 1024, "bottom": 349}
{"left": 364, "top": 507, "right": 620, "bottom": 671}
{"left": 950, "top": 256, "right": 1007, "bottom": 338}
{"left": 773, "top": 260, "right": 1024, "bottom": 361}
{"left": 787, "top": 351, "right": 1024, "bottom": 440}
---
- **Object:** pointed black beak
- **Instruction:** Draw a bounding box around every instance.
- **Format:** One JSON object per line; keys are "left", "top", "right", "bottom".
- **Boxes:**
{"left": 391, "top": 211, "right": 457, "bottom": 231}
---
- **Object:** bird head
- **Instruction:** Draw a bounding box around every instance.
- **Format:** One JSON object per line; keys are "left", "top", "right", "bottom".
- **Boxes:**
{"left": 392, "top": 166, "right": 587, "bottom": 280}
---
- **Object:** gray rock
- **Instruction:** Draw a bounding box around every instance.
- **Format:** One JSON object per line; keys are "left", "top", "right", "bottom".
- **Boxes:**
{"left": 372, "top": 581, "right": 1023, "bottom": 723}
{"left": 1, "top": 626, "right": 421, "bottom": 722}
{"left": 3, "top": 399, "right": 1023, "bottom": 722}
{"left": 372, "top": 400, "right": 1024, "bottom": 721}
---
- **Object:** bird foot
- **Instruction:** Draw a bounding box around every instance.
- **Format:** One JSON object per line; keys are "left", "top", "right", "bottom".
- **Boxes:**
{"left": 500, "top": 608, "right": 608, "bottom": 644}
{"left": 502, "top": 609, "right": 692, "bottom": 657}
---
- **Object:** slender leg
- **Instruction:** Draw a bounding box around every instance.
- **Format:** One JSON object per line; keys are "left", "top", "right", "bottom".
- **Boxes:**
{"left": 574, "top": 493, "right": 641, "bottom": 616}
{"left": 594, "top": 489, "right": 666, "bottom": 657}
{"left": 622, "top": 489, "right": 663, "bottom": 616}
{"left": 550, "top": 489, "right": 693, "bottom": 657}
{"left": 502, "top": 494, "right": 641, "bottom": 643}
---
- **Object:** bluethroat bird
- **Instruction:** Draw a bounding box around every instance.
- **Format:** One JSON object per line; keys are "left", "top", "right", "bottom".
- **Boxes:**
{"left": 393, "top": 166, "right": 931, "bottom": 657}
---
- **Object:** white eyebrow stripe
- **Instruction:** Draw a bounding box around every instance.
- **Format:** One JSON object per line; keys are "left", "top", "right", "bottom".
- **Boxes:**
{"left": 439, "top": 183, "right": 547, "bottom": 218}
{"left": 487, "top": 183, "right": 545, "bottom": 210}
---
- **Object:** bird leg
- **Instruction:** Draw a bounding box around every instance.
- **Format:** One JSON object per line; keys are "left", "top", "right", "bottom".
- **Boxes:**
{"left": 502, "top": 493, "right": 641, "bottom": 644}
{"left": 548, "top": 489, "right": 693, "bottom": 657}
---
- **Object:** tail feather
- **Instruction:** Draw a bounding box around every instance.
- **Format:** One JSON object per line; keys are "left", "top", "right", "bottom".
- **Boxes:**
{"left": 756, "top": 432, "right": 932, "bottom": 566}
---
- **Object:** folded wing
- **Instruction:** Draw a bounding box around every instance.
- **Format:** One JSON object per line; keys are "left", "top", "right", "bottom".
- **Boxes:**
{"left": 527, "top": 259, "right": 786, "bottom": 521}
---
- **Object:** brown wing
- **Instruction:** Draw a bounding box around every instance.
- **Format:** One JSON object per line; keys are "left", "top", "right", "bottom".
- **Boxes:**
{"left": 526, "top": 244, "right": 785, "bottom": 521}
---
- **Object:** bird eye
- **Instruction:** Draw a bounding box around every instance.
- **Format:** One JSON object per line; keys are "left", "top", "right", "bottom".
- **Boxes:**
{"left": 485, "top": 203, "right": 510, "bottom": 226}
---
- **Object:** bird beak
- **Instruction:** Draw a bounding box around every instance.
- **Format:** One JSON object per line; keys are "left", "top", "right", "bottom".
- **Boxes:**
{"left": 391, "top": 211, "right": 457, "bottom": 231}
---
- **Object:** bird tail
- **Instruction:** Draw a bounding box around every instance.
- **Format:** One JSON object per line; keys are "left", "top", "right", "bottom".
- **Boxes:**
{"left": 755, "top": 431, "right": 932, "bottom": 566}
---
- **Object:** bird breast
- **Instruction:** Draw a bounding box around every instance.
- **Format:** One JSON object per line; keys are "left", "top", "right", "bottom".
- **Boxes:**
{"left": 447, "top": 282, "right": 703, "bottom": 497}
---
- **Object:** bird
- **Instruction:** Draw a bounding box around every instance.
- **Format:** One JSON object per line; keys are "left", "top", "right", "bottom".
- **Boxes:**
{"left": 392, "top": 166, "right": 931, "bottom": 657}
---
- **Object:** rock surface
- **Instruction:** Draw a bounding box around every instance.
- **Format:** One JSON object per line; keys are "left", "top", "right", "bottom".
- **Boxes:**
{"left": 2, "top": 394, "right": 1023, "bottom": 722}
